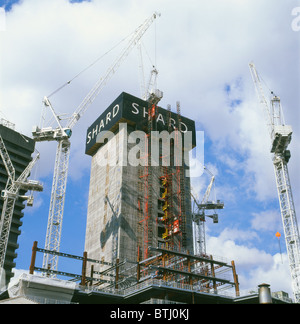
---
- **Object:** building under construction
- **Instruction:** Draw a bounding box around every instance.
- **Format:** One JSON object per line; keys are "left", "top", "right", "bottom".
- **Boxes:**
{"left": 85, "top": 92, "right": 196, "bottom": 268}
{"left": 81, "top": 92, "right": 240, "bottom": 300}
{"left": 0, "top": 93, "right": 241, "bottom": 303}
{"left": 0, "top": 120, "right": 36, "bottom": 286}
{"left": 0, "top": 93, "right": 294, "bottom": 304}
{"left": 0, "top": 10, "right": 297, "bottom": 304}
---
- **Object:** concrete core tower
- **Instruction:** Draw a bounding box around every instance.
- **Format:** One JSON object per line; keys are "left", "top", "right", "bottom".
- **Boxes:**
{"left": 84, "top": 92, "right": 196, "bottom": 274}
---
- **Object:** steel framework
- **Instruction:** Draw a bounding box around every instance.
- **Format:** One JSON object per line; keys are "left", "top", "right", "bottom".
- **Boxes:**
{"left": 42, "top": 139, "right": 70, "bottom": 271}
{"left": 0, "top": 135, "right": 42, "bottom": 275}
{"left": 29, "top": 241, "right": 240, "bottom": 297}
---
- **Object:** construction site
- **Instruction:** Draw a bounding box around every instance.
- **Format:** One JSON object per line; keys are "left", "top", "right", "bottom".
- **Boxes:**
{"left": 0, "top": 12, "right": 299, "bottom": 305}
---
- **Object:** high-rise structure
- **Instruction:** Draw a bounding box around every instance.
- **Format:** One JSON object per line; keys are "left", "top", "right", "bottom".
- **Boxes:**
{"left": 0, "top": 94, "right": 241, "bottom": 302}
{"left": 0, "top": 121, "right": 35, "bottom": 285}
{"left": 84, "top": 92, "right": 196, "bottom": 273}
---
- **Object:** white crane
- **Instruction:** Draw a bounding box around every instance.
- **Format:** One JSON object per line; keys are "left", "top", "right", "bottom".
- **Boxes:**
{"left": 191, "top": 166, "right": 224, "bottom": 256}
{"left": 0, "top": 135, "right": 43, "bottom": 278}
{"left": 32, "top": 12, "right": 160, "bottom": 274}
{"left": 144, "top": 67, "right": 163, "bottom": 105}
{"left": 139, "top": 65, "right": 163, "bottom": 105}
{"left": 137, "top": 43, "right": 163, "bottom": 105}
{"left": 249, "top": 62, "right": 300, "bottom": 303}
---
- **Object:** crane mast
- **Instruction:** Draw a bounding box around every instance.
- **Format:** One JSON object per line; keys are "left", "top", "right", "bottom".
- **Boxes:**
{"left": 249, "top": 62, "right": 300, "bottom": 303}
{"left": 191, "top": 167, "right": 224, "bottom": 256}
{"left": 0, "top": 135, "right": 42, "bottom": 275}
{"left": 32, "top": 12, "right": 160, "bottom": 274}
{"left": 42, "top": 139, "right": 70, "bottom": 271}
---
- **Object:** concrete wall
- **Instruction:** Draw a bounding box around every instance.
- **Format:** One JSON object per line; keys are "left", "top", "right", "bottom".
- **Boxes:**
{"left": 84, "top": 126, "right": 193, "bottom": 277}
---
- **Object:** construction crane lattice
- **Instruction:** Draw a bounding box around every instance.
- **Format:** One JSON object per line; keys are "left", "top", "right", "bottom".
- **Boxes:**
{"left": 249, "top": 62, "right": 300, "bottom": 303}
{"left": 0, "top": 135, "right": 43, "bottom": 275}
{"left": 32, "top": 12, "right": 160, "bottom": 274}
{"left": 191, "top": 166, "right": 224, "bottom": 256}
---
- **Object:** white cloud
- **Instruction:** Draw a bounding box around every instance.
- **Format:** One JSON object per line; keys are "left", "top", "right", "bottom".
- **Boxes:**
{"left": 207, "top": 232, "right": 272, "bottom": 270}
{"left": 251, "top": 209, "right": 281, "bottom": 232}
{"left": 241, "top": 253, "right": 293, "bottom": 297}
{"left": 217, "top": 227, "right": 259, "bottom": 243}
{"left": 0, "top": 0, "right": 299, "bottom": 299}
{"left": 207, "top": 230, "right": 293, "bottom": 298}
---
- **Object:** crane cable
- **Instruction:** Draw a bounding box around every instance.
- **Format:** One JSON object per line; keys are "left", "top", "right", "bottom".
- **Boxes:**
{"left": 47, "top": 29, "right": 136, "bottom": 99}
{"left": 255, "top": 67, "right": 275, "bottom": 97}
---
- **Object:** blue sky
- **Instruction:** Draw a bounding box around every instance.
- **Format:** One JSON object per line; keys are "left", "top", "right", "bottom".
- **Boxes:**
{"left": 1, "top": 0, "right": 299, "bottom": 299}
{"left": 0, "top": 0, "right": 19, "bottom": 11}
{"left": 0, "top": 0, "right": 91, "bottom": 10}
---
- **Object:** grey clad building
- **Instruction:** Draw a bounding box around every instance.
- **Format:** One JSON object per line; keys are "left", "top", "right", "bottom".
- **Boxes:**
{"left": 0, "top": 121, "right": 35, "bottom": 286}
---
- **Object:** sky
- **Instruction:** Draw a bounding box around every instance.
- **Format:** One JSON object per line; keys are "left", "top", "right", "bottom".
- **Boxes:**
{"left": 0, "top": 0, "right": 299, "bottom": 299}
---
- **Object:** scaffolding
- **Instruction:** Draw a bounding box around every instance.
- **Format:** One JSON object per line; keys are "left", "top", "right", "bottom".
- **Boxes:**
{"left": 155, "top": 102, "right": 188, "bottom": 253}
{"left": 138, "top": 102, "right": 157, "bottom": 260}
{"left": 137, "top": 101, "right": 194, "bottom": 283}
{"left": 176, "top": 101, "right": 187, "bottom": 250}
{"left": 157, "top": 104, "right": 174, "bottom": 250}
{"left": 159, "top": 170, "right": 173, "bottom": 247}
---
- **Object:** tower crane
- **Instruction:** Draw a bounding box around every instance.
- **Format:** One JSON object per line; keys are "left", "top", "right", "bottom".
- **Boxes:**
{"left": 249, "top": 62, "right": 300, "bottom": 303}
{"left": 32, "top": 12, "right": 160, "bottom": 274}
{"left": 0, "top": 135, "right": 43, "bottom": 278}
{"left": 191, "top": 166, "right": 224, "bottom": 256}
